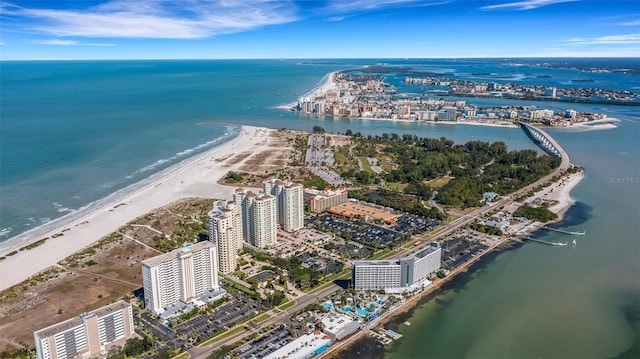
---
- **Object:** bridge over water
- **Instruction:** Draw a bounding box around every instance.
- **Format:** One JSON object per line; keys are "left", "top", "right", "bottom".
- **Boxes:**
{"left": 520, "top": 122, "right": 570, "bottom": 171}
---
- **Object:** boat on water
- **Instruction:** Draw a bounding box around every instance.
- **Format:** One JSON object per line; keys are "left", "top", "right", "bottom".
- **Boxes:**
{"left": 572, "top": 239, "right": 577, "bottom": 245}
{"left": 404, "top": 321, "right": 411, "bottom": 326}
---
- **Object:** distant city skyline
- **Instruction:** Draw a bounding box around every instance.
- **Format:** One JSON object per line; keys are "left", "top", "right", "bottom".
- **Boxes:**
{"left": 0, "top": 0, "right": 638, "bottom": 60}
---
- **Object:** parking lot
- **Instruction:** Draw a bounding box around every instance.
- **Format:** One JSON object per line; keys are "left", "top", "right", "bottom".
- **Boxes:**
{"left": 173, "top": 299, "right": 260, "bottom": 344}
{"left": 391, "top": 213, "right": 440, "bottom": 234}
{"left": 307, "top": 213, "right": 405, "bottom": 249}
{"left": 233, "top": 326, "right": 293, "bottom": 359}
{"left": 441, "top": 231, "right": 494, "bottom": 269}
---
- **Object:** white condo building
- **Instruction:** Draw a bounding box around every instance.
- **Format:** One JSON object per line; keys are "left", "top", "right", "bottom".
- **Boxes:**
{"left": 234, "top": 188, "right": 278, "bottom": 249}
{"left": 263, "top": 179, "right": 304, "bottom": 232}
{"left": 141, "top": 241, "right": 219, "bottom": 315}
{"left": 34, "top": 301, "right": 134, "bottom": 359}
{"left": 352, "top": 243, "right": 441, "bottom": 292}
{"left": 208, "top": 201, "right": 242, "bottom": 274}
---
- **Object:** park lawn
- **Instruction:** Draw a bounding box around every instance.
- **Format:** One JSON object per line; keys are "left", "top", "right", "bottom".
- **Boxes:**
{"left": 386, "top": 182, "right": 409, "bottom": 191}
{"left": 359, "top": 157, "right": 374, "bottom": 174}
{"left": 426, "top": 176, "right": 452, "bottom": 188}
{"left": 334, "top": 151, "right": 349, "bottom": 165}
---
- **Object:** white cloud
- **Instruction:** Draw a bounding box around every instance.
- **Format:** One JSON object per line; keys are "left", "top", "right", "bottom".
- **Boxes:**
{"left": 36, "top": 39, "right": 115, "bottom": 46}
{"left": 566, "top": 34, "right": 640, "bottom": 45}
{"left": 481, "top": 0, "right": 577, "bottom": 11}
{"left": 8, "top": 0, "right": 298, "bottom": 39}
{"left": 618, "top": 20, "right": 640, "bottom": 26}
{"left": 325, "top": 0, "right": 450, "bottom": 13}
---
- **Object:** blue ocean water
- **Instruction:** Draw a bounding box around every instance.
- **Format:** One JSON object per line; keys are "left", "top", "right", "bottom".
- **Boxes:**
{"left": 0, "top": 58, "right": 573, "bottom": 241}
{"left": 1, "top": 58, "right": 639, "bottom": 357}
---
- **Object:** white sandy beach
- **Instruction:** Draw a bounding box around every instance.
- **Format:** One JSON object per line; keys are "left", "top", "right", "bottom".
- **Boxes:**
{"left": 0, "top": 126, "right": 276, "bottom": 291}
{"left": 543, "top": 171, "right": 585, "bottom": 219}
{"left": 275, "top": 71, "right": 338, "bottom": 110}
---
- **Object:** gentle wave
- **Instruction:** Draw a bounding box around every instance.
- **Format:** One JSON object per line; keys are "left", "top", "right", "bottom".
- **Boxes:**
{"left": 53, "top": 202, "right": 76, "bottom": 213}
{"left": 127, "top": 129, "right": 234, "bottom": 178}
{"left": 0, "top": 129, "right": 240, "bottom": 245}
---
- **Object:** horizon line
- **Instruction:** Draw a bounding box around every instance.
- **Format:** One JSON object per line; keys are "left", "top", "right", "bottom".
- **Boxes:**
{"left": 1, "top": 56, "right": 639, "bottom": 62}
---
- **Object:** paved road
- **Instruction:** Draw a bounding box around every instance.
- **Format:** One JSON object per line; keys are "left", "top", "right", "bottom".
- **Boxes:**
{"left": 190, "top": 126, "right": 571, "bottom": 359}
{"left": 189, "top": 283, "right": 341, "bottom": 359}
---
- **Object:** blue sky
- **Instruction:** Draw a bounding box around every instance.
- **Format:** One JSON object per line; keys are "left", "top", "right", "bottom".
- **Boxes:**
{"left": 0, "top": 0, "right": 638, "bottom": 59}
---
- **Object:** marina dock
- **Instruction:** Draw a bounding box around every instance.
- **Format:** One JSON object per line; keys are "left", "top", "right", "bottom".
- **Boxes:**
{"left": 369, "top": 328, "right": 403, "bottom": 345}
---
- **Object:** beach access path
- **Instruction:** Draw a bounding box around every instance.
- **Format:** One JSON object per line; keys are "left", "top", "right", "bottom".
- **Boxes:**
{"left": 0, "top": 126, "right": 276, "bottom": 291}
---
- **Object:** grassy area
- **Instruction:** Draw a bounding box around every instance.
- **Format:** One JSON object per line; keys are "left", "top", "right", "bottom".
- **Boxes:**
{"left": 334, "top": 151, "right": 349, "bottom": 165}
{"left": 386, "top": 182, "right": 409, "bottom": 191}
{"left": 448, "top": 206, "right": 480, "bottom": 216}
{"left": 253, "top": 313, "right": 271, "bottom": 323}
{"left": 306, "top": 268, "right": 351, "bottom": 294}
{"left": 171, "top": 352, "right": 190, "bottom": 359}
{"left": 426, "top": 176, "right": 452, "bottom": 188}
{"left": 278, "top": 300, "right": 296, "bottom": 311}
{"left": 359, "top": 157, "right": 374, "bottom": 174}
{"left": 199, "top": 326, "right": 246, "bottom": 347}
{"left": 369, "top": 249, "right": 392, "bottom": 260}
{"left": 223, "top": 278, "right": 258, "bottom": 297}
{"left": 380, "top": 156, "right": 394, "bottom": 172}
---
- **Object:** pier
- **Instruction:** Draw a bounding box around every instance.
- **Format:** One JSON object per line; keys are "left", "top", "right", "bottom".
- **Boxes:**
{"left": 543, "top": 226, "right": 585, "bottom": 235}
{"left": 523, "top": 237, "right": 568, "bottom": 246}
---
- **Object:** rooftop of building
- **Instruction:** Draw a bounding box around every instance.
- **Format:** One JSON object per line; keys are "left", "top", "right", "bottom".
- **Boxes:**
{"left": 411, "top": 244, "right": 441, "bottom": 259}
{"left": 353, "top": 259, "right": 399, "bottom": 267}
{"left": 263, "top": 332, "right": 331, "bottom": 359}
{"left": 141, "top": 241, "right": 214, "bottom": 268}
{"left": 208, "top": 200, "right": 235, "bottom": 219}
{"left": 304, "top": 187, "right": 347, "bottom": 197}
{"left": 34, "top": 300, "right": 131, "bottom": 339}
{"left": 321, "top": 311, "right": 360, "bottom": 336}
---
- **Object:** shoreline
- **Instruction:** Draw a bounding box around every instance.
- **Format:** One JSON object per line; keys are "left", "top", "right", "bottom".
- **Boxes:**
{"left": 281, "top": 70, "right": 619, "bottom": 132}
{"left": 275, "top": 71, "right": 339, "bottom": 110}
{"left": 0, "top": 127, "right": 239, "bottom": 253}
{"left": 321, "top": 169, "right": 585, "bottom": 359}
{"left": 0, "top": 125, "right": 277, "bottom": 291}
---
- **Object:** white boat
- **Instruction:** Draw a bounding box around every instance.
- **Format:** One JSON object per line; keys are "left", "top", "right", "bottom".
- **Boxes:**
{"left": 572, "top": 239, "right": 577, "bottom": 245}
{"left": 404, "top": 321, "right": 411, "bottom": 326}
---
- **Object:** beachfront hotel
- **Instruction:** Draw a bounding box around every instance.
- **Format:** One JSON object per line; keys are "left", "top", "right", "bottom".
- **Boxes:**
{"left": 233, "top": 188, "right": 278, "bottom": 249}
{"left": 34, "top": 301, "right": 134, "bottom": 359}
{"left": 352, "top": 243, "right": 441, "bottom": 293}
{"left": 304, "top": 187, "right": 348, "bottom": 213}
{"left": 141, "top": 241, "right": 219, "bottom": 315}
{"left": 208, "top": 201, "right": 242, "bottom": 274}
{"left": 263, "top": 179, "right": 305, "bottom": 232}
